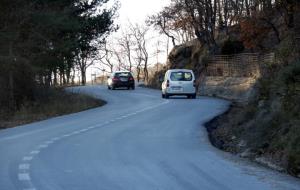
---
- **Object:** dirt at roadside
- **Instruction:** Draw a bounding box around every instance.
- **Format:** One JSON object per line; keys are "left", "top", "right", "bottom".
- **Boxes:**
{"left": 205, "top": 101, "right": 300, "bottom": 178}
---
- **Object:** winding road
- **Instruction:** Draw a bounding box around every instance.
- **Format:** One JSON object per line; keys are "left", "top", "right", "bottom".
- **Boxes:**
{"left": 0, "top": 86, "right": 299, "bottom": 190}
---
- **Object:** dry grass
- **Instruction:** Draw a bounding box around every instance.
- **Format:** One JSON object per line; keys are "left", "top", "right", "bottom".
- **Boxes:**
{"left": 0, "top": 88, "right": 105, "bottom": 129}
{"left": 205, "top": 61, "right": 300, "bottom": 178}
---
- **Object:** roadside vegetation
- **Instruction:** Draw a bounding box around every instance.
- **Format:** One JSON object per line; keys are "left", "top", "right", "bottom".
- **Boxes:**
{"left": 206, "top": 60, "right": 300, "bottom": 177}
{"left": 0, "top": 0, "right": 118, "bottom": 123}
{"left": 145, "top": 0, "right": 300, "bottom": 178}
{"left": 0, "top": 88, "right": 105, "bottom": 129}
{"left": 1, "top": 0, "right": 299, "bottom": 178}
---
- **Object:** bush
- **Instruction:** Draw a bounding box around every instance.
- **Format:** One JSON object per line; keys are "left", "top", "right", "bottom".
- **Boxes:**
{"left": 0, "top": 88, "right": 105, "bottom": 129}
{"left": 276, "top": 35, "right": 297, "bottom": 64}
{"left": 0, "top": 60, "right": 35, "bottom": 112}
{"left": 207, "top": 60, "right": 300, "bottom": 177}
{"left": 288, "top": 131, "right": 300, "bottom": 176}
{"left": 221, "top": 40, "right": 245, "bottom": 55}
{"left": 280, "top": 61, "right": 300, "bottom": 84}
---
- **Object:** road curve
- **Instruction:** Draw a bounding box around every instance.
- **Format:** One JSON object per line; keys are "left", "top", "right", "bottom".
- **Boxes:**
{"left": 0, "top": 86, "right": 299, "bottom": 190}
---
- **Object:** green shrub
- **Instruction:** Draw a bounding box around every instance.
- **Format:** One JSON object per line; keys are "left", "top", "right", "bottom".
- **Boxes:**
{"left": 276, "top": 35, "right": 296, "bottom": 64}
{"left": 280, "top": 61, "right": 300, "bottom": 85}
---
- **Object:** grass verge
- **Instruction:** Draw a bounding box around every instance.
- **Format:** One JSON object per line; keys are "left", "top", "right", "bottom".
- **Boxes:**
{"left": 0, "top": 88, "right": 106, "bottom": 129}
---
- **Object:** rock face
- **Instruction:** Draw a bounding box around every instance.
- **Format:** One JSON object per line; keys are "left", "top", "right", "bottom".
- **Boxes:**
{"left": 199, "top": 77, "right": 257, "bottom": 103}
{"left": 167, "top": 44, "right": 193, "bottom": 69}
{"left": 166, "top": 40, "right": 259, "bottom": 103}
{"left": 167, "top": 40, "right": 208, "bottom": 76}
{"left": 205, "top": 61, "right": 300, "bottom": 178}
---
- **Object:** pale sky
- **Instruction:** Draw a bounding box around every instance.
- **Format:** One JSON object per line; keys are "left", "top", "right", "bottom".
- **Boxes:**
{"left": 87, "top": 0, "right": 171, "bottom": 81}
{"left": 116, "top": 0, "right": 172, "bottom": 63}
{"left": 117, "top": 0, "right": 171, "bottom": 25}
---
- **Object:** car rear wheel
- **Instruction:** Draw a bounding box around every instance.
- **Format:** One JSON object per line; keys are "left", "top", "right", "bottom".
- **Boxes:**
{"left": 131, "top": 85, "right": 135, "bottom": 90}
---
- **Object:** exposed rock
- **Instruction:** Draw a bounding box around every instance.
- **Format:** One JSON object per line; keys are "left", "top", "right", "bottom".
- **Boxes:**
{"left": 255, "top": 157, "right": 285, "bottom": 172}
{"left": 238, "top": 140, "right": 247, "bottom": 148}
{"left": 258, "top": 100, "right": 265, "bottom": 108}
{"left": 199, "top": 76, "right": 257, "bottom": 103}
{"left": 205, "top": 61, "right": 300, "bottom": 178}
{"left": 240, "top": 148, "right": 255, "bottom": 158}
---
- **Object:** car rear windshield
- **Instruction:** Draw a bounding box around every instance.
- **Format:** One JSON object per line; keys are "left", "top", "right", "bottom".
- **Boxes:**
{"left": 170, "top": 72, "right": 193, "bottom": 81}
{"left": 115, "top": 72, "right": 132, "bottom": 77}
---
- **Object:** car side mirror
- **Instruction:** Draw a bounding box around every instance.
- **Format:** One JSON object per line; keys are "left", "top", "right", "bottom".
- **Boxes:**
{"left": 159, "top": 77, "right": 164, "bottom": 83}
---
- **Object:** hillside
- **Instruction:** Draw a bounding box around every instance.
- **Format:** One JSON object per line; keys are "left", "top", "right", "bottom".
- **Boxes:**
{"left": 205, "top": 6, "right": 300, "bottom": 178}
{"left": 147, "top": 3, "right": 300, "bottom": 178}
{"left": 206, "top": 59, "right": 300, "bottom": 177}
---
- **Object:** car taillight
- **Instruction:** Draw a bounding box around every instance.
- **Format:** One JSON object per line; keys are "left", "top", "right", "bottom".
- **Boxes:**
{"left": 167, "top": 80, "right": 170, "bottom": 87}
{"left": 112, "top": 77, "right": 119, "bottom": 81}
{"left": 129, "top": 77, "right": 134, "bottom": 81}
{"left": 193, "top": 80, "right": 196, "bottom": 87}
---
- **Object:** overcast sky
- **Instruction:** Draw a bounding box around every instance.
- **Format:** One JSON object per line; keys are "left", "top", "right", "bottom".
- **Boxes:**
{"left": 115, "top": 0, "right": 172, "bottom": 58}
{"left": 88, "top": 0, "right": 171, "bottom": 80}
{"left": 117, "top": 0, "right": 171, "bottom": 25}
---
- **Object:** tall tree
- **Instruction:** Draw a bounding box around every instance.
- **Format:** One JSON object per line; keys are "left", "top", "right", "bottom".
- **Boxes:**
{"left": 74, "top": 0, "right": 118, "bottom": 85}
{"left": 98, "top": 42, "right": 115, "bottom": 73}
{"left": 0, "top": 0, "right": 118, "bottom": 110}
{"left": 118, "top": 31, "right": 134, "bottom": 72}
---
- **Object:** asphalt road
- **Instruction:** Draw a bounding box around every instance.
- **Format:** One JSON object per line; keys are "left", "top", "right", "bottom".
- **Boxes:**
{"left": 0, "top": 86, "right": 299, "bottom": 190}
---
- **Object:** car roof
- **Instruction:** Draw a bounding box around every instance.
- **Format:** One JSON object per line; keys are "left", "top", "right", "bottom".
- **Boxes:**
{"left": 114, "top": 71, "right": 131, "bottom": 73}
{"left": 168, "top": 69, "right": 193, "bottom": 72}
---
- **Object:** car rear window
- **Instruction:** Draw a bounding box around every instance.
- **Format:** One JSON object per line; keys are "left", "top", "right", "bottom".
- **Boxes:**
{"left": 115, "top": 72, "right": 132, "bottom": 77}
{"left": 170, "top": 72, "right": 192, "bottom": 81}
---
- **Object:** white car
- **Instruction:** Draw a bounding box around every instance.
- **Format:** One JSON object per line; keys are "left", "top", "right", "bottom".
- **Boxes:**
{"left": 161, "top": 69, "right": 197, "bottom": 99}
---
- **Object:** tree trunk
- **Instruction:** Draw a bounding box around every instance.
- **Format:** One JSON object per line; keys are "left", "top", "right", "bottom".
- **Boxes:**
{"left": 81, "top": 69, "right": 86, "bottom": 85}
{"left": 144, "top": 65, "right": 148, "bottom": 83}
{"left": 66, "top": 69, "right": 71, "bottom": 84}
{"left": 63, "top": 72, "right": 67, "bottom": 85}
{"left": 136, "top": 67, "right": 141, "bottom": 82}
{"left": 53, "top": 69, "right": 58, "bottom": 86}
{"left": 46, "top": 71, "right": 52, "bottom": 87}
{"left": 8, "top": 70, "right": 15, "bottom": 111}
{"left": 59, "top": 72, "right": 63, "bottom": 86}
{"left": 8, "top": 42, "right": 15, "bottom": 111}
{"left": 245, "top": 0, "right": 250, "bottom": 16}
{"left": 71, "top": 68, "right": 76, "bottom": 85}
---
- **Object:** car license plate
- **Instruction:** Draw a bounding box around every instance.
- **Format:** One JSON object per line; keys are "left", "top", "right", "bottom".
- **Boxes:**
{"left": 172, "top": 86, "right": 183, "bottom": 91}
{"left": 120, "top": 77, "right": 128, "bottom": 82}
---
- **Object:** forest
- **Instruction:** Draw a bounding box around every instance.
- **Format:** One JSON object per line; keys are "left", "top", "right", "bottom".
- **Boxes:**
{"left": 0, "top": 0, "right": 118, "bottom": 113}
{"left": 149, "top": 0, "right": 296, "bottom": 51}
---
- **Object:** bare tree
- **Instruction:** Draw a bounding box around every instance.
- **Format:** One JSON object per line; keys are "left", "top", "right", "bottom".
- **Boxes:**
{"left": 75, "top": 50, "right": 97, "bottom": 85}
{"left": 98, "top": 42, "right": 114, "bottom": 73}
{"left": 118, "top": 31, "right": 134, "bottom": 72}
{"left": 129, "top": 23, "right": 150, "bottom": 83}
{"left": 147, "top": 11, "right": 177, "bottom": 46}
{"left": 112, "top": 48, "right": 127, "bottom": 71}
{"left": 147, "top": 2, "right": 195, "bottom": 46}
